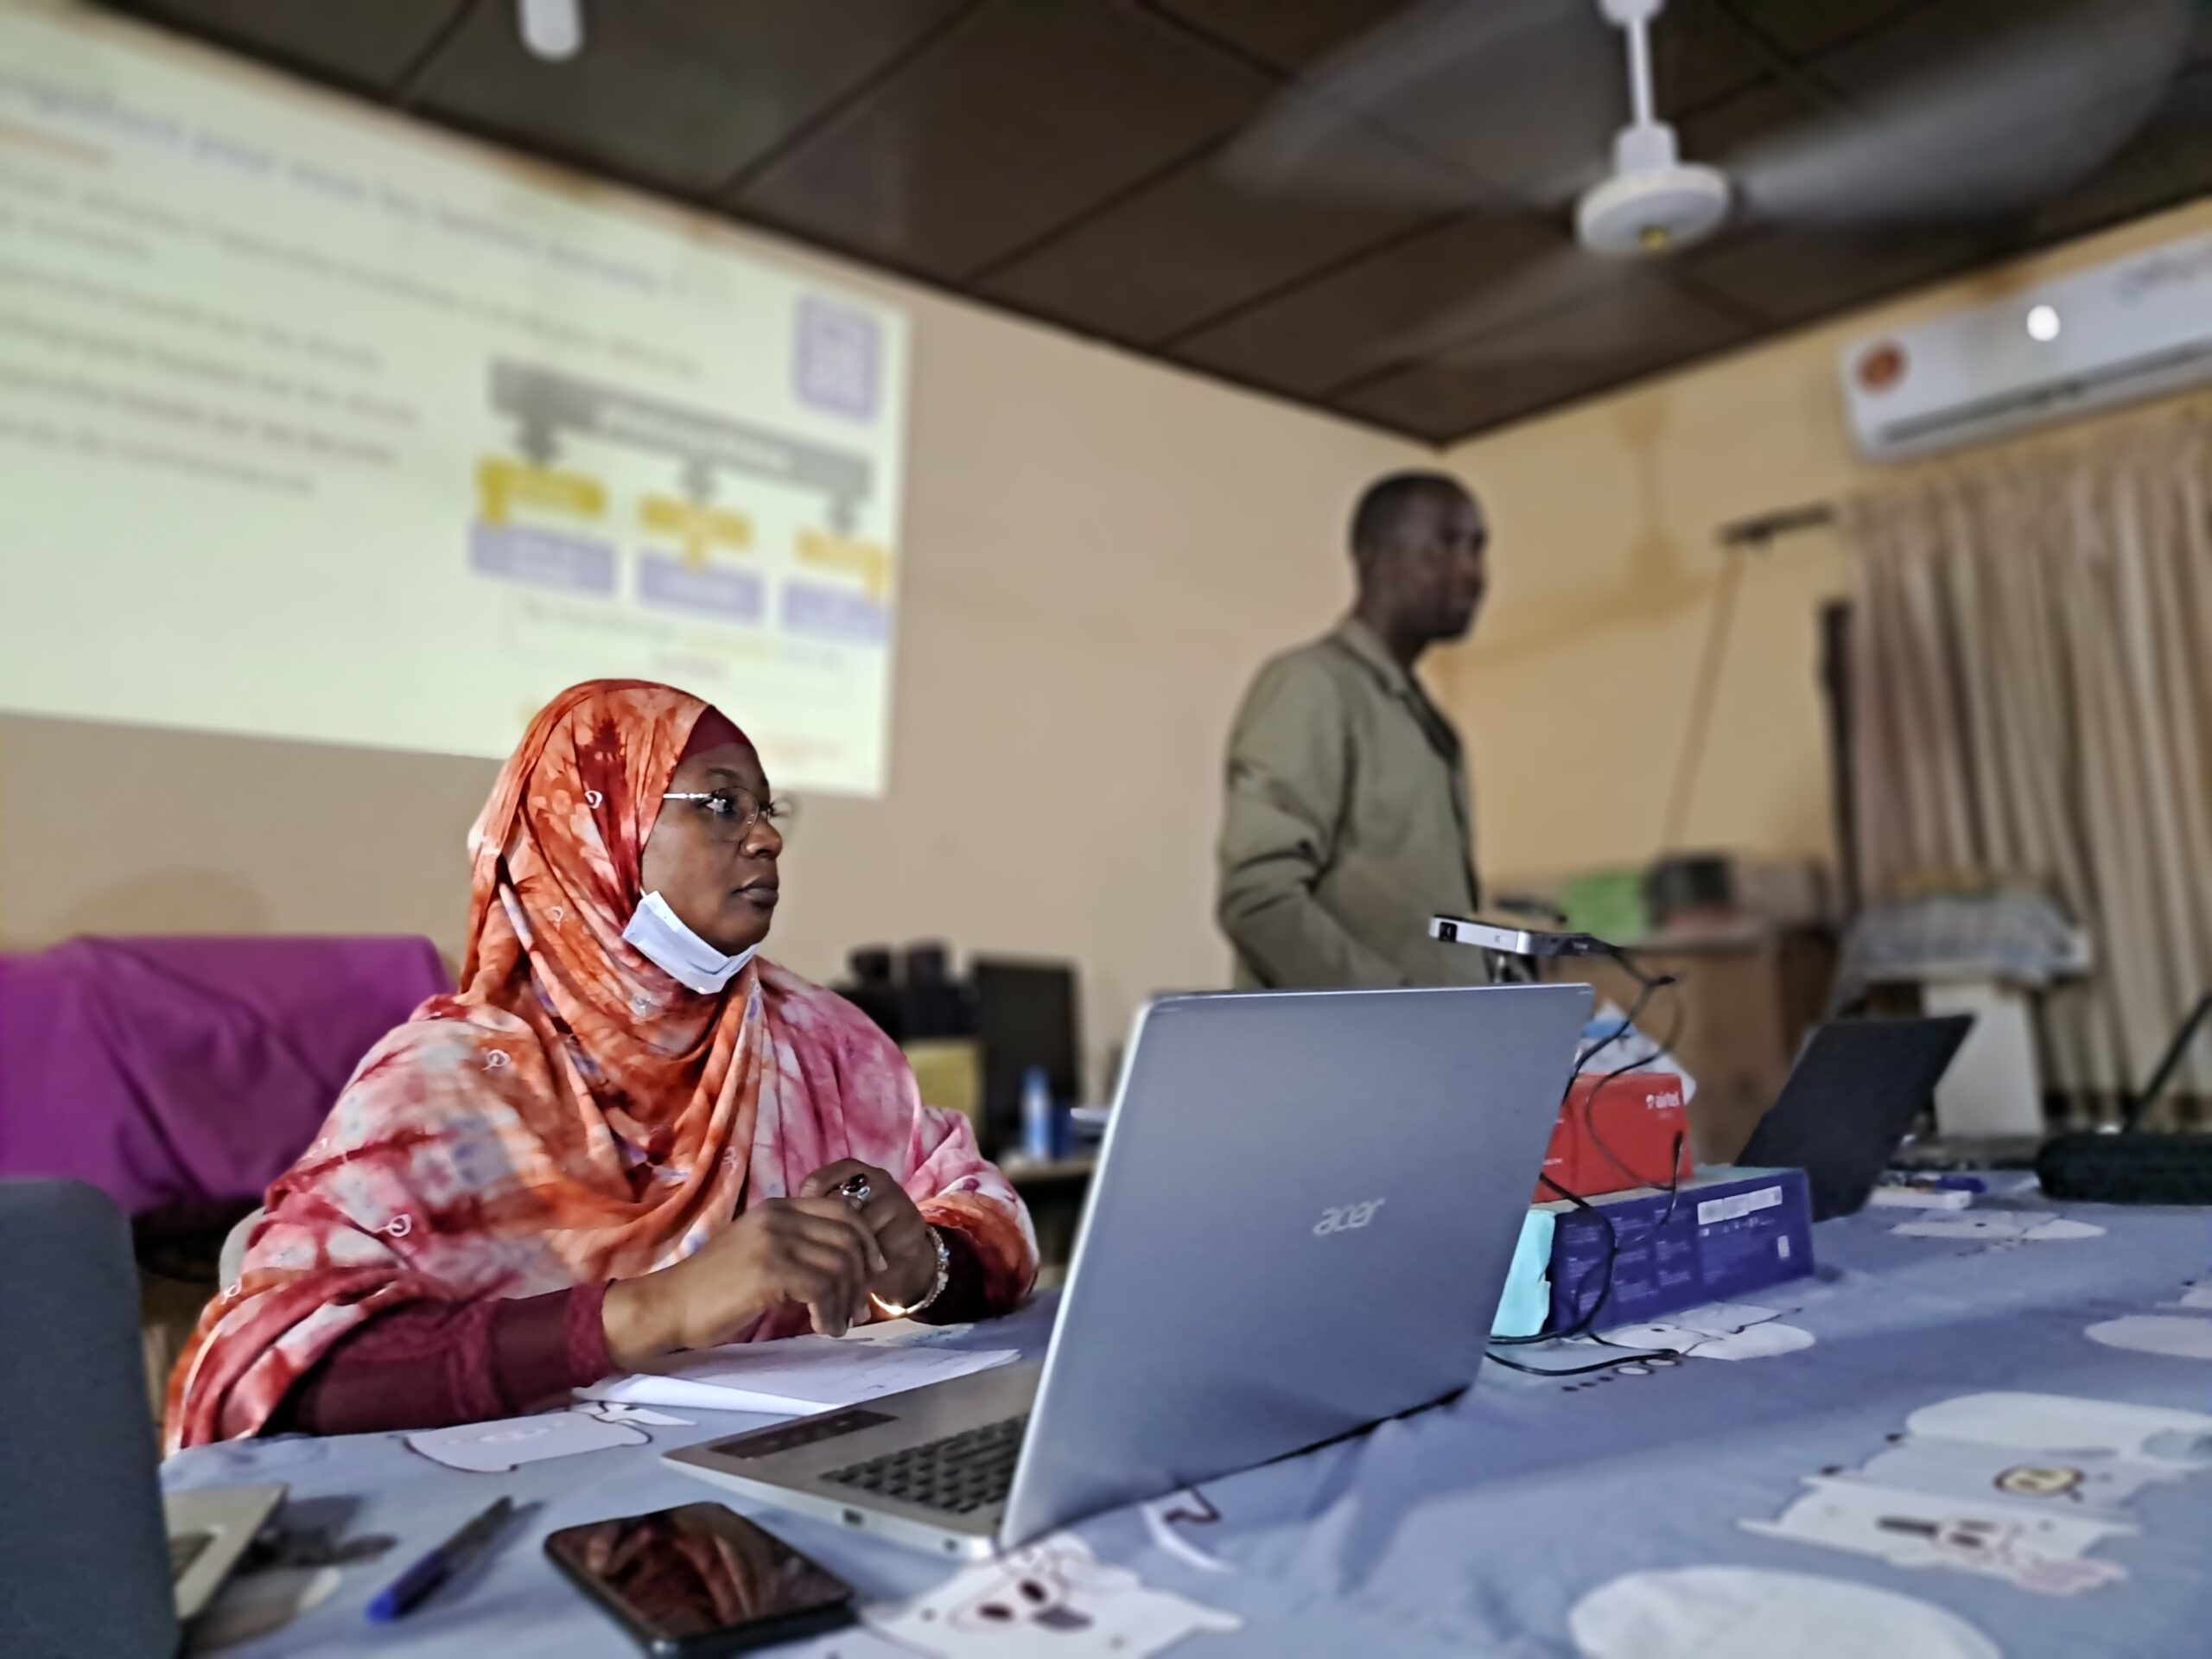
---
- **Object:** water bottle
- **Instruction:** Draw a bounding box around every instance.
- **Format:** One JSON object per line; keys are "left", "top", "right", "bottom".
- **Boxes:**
{"left": 1020, "top": 1065, "right": 1056, "bottom": 1162}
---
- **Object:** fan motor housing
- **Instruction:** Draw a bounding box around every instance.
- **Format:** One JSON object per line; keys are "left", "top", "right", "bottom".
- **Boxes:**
{"left": 1576, "top": 162, "right": 1732, "bottom": 257}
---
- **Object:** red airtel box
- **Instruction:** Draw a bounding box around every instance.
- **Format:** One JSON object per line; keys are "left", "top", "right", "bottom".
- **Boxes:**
{"left": 1534, "top": 1070, "right": 1694, "bottom": 1202}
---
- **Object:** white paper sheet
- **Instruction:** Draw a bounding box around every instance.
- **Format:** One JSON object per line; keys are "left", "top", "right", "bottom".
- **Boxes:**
{"left": 577, "top": 1334, "right": 1019, "bottom": 1416}
{"left": 405, "top": 1410, "right": 645, "bottom": 1473}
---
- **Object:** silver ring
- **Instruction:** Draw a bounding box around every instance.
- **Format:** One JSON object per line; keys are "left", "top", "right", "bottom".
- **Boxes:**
{"left": 836, "top": 1173, "right": 873, "bottom": 1209}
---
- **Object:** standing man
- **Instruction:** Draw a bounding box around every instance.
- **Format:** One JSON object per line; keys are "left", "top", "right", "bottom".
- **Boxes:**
{"left": 1217, "top": 471, "right": 1489, "bottom": 988}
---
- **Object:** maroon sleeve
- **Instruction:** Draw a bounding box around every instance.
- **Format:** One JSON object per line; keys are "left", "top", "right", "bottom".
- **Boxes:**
{"left": 270, "top": 1282, "right": 614, "bottom": 1436}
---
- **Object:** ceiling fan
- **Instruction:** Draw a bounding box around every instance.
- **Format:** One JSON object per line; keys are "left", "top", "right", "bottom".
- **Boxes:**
{"left": 1222, "top": 0, "right": 2198, "bottom": 366}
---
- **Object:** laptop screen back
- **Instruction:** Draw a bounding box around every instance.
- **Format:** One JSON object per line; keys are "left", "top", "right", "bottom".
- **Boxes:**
{"left": 1738, "top": 1017, "right": 1974, "bottom": 1220}
{"left": 0, "top": 1181, "right": 179, "bottom": 1659}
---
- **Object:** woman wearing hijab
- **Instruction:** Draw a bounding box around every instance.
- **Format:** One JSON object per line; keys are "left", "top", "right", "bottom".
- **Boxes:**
{"left": 167, "top": 680, "right": 1035, "bottom": 1446}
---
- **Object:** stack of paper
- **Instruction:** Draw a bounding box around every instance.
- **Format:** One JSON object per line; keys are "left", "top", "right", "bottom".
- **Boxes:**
{"left": 577, "top": 1334, "right": 1018, "bottom": 1416}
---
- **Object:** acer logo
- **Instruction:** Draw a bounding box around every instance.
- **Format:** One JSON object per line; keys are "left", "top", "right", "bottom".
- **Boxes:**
{"left": 1313, "top": 1199, "right": 1386, "bottom": 1236}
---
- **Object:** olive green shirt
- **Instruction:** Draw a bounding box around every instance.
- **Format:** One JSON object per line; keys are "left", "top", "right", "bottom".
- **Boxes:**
{"left": 1217, "top": 619, "right": 1484, "bottom": 989}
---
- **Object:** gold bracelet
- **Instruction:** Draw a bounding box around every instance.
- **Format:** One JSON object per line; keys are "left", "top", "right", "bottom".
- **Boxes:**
{"left": 870, "top": 1226, "right": 950, "bottom": 1319}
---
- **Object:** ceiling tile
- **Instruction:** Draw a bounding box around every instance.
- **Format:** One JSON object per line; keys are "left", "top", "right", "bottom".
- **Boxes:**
{"left": 1808, "top": 0, "right": 2178, "bottom": 106}
{"left": 1654, "top": 1, "right": 1777, "bottom": 113}
{"left": 1333, "top": 354, "right": 1593, "bottom": 442}
{"left": 110, "top": 0, "right": 465, "bottom": 91}
{"left": 404, "top": 0, "right": 967, "bottom": 199}
{"left": 1334, "top": 278, "right": 1751, "bottom": 439}
{"left": 2024, "top": 62, "right": 2212, "bottom": 241}
{"left": 1720, "top": 0, "right": 1924, "bottom": 60}
{"left": 1144, "top": 0, "right": 1415, "bottom": 74}
{"left": 980, "top": 111, "right": 1483, "bottom": 345}
{"left": 728, "top": 2, "right": 1271, "bottom": 279}
{"left": 1682, "top": 226, "right": 1994, "bottom": 327}
{"left": 1675, "top": 75, "right": 1826, "bottom": 174}
{"left": 1172, "top": 211, "right": 1630, "bottom": 397}
{"left": 1718, "top": 1, "right": 2201, "bottom": 236}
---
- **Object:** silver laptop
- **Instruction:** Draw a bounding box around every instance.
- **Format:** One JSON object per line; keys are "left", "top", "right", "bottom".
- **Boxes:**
{"left": 668, "top": 982, "right": 1590, "bottom": 1557}
{"left": 0, "top": 1180, "right": 284, "bottom": 1658}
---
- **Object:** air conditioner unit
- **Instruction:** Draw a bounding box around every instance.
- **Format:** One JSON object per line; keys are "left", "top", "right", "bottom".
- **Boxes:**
{"left": 1840, "top": 227, "right": 2212, "bottom": 463}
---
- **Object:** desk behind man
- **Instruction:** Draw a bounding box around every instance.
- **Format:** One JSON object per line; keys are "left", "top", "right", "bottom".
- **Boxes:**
{"left": 1217, "top": 472, "right": 1489, "bottom": 988}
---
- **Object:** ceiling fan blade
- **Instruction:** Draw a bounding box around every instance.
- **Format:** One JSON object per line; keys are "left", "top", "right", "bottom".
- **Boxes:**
{"left": 1729, "top": 0, "right": 2194, "bottom": 228}
{"left": 1371, "top": 241, "right": 1615, "bottom": 365}
{"left": 1219, "top": 0, "right": 1618, "bottom": 209}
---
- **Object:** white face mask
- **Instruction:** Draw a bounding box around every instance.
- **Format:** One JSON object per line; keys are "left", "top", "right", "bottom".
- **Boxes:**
{"left": 620, "top": 891, "right": 759, "bottom": 994}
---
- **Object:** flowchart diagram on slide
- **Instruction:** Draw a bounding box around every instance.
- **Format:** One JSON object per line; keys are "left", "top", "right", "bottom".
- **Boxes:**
{"left": 470, "top": 353, "right": 893, "bottom": 650}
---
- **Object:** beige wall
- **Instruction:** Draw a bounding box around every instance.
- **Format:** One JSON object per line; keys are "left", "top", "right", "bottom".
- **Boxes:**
{"left": 0, "top": 185, "right": 1421, "bottom": 1091}
{"left": 1432, "top": 194, "right": 2212, "bottom": 895}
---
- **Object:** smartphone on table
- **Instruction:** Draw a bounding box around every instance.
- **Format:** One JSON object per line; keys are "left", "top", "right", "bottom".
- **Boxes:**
{"left": 544, "top": 1502, "right": 856, "bottom": 1656}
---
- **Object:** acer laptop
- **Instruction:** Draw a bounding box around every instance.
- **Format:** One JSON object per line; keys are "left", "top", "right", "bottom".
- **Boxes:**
{"left": 1737, "top": 1015, "right": 1974, "bottom": 1220}
{"left": 0, "top": 1180, "right": 283, "bottom": 1659}
{"left": 668, "top": 982, "right": 1591, "bottom": 1556}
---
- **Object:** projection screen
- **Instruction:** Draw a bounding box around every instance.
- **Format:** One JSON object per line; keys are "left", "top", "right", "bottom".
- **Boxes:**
{"left": 0, "top": 1, "right": 909, "bottom": 792}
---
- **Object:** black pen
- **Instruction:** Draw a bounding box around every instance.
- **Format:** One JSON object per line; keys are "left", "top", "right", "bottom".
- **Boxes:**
{"left": 365, "top": 1496, "right": 516, "bottom": 1622}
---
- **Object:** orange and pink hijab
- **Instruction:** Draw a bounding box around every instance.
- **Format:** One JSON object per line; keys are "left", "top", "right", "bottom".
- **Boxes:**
{"left": 168, "top": 681, "right": 1034, "bottom": 1448}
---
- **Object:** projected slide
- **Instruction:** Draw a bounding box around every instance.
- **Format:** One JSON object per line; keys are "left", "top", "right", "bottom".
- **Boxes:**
{"left": 0, "top": 3, "right": 907, "bottom": 792}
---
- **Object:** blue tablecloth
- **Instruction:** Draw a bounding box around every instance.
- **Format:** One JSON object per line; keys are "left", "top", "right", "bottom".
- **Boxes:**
{"left": 165, "top": 1185, "right": 2211, "bottom": 1657}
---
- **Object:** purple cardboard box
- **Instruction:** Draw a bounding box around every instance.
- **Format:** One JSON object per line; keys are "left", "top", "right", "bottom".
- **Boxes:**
{"left": 1543, "top": 1166, "right": 1815, "bottom": 1331}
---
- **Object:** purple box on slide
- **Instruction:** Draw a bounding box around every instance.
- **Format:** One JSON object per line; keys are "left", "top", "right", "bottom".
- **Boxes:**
{"left": 637, "top": 553, "right": 763, "bottom": 621}
{"left": 783, "top": 580, "right": 887, "bottom": 644}
{"left": 469, "top": 524, "right": 614, "bottom": 594}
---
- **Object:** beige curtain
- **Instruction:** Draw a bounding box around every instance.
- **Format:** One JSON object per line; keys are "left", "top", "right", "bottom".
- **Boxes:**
{"left": 1845, "top": 404, "right": 2212, "bottom": 1128}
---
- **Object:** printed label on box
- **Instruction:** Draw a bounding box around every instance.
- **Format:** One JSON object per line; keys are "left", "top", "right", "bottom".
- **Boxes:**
{"left": 1699, "top": 1185, "right": 1783, "bottom": 1225}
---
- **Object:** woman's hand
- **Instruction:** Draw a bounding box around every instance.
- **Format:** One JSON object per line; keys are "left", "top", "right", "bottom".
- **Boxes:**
{"left": 798, "top": 1160, "right": 938, "bottom": 1310}
{"left": 601, "top": 1196, "right": 887, "bottom": 1368}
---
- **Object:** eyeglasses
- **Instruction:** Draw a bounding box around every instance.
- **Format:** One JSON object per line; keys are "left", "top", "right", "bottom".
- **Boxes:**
{"left": 662, "top": 787, "right": 797, "bottom": 842}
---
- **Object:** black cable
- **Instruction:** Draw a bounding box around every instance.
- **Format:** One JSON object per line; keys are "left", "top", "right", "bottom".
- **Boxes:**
{"left": 1488, "top": 1173, "right": 1618, "bottom": 1346}
{"left": 1573, "top": 974, "right": 1662, "bottom": 1072}
{"left": 1535, "top": 1125, "right": 1688, "bottom": 1344}
{"left": 1579, "top": 989, "right": 1689, "bottom": 1195}
{"left": 1484, "top": 1344, "right": 1677, "bottom": 1378}
{"left": 1490, "top": 980, "right": 1663, "bottom": 1350}
{"left": 1491, "top": 970, "right": 1688, "bottom": 1351}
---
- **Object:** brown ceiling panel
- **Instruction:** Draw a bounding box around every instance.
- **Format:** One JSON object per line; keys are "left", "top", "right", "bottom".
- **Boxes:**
{"left": 404, "top": 0, "right": 969, "bottom": 199}
{"left": 1331, "top": 354, "right": 1593, "bottom": 444}
{"left": 110, "top": 0, "right": 466, "bottom": 92}
{"left": 1758, "top": 2, "right": 2207, "bottom": 239}
{"left": 728, "top": 2, "right": 1272, "bottom": 279}
{"left": 1682, "top": 226, "right": 1996, "bottom": 328}
{"left": 1142, "top": 0, "right": 1418, "bottom": 74}
{"left": 1674, "top": 75, "right": 1827, "bottom": 176}
{"left": 1721, "top": 0, "right": 1925, "bottom": 60}
{"left": 979, "top": 110, "right": 1486, "bottom": 345}
{"left": 1808, "top": 0, "right": 2181, "bottom": 111}
{"left": 1333, "top": 277, "right": 1750, "bottom": 440}
{"left": 1172, "top": 211, "right": 1628, "bottom": 397}
{"left": 2024, "top": 63, "right": 2212, "bottom": 242}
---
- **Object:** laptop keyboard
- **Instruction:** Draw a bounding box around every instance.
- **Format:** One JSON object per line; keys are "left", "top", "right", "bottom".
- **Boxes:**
{"left": 168, "top": 1530, "right": 213, "bottom": 1582}
{"left": 819, "top": 1414, "right": 1029, "bottom": 1516}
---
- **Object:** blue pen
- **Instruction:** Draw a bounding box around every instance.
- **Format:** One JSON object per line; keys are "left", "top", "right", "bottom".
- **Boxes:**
{"left": 366, "top": 1497, "right": 516, "bottom": 1623}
